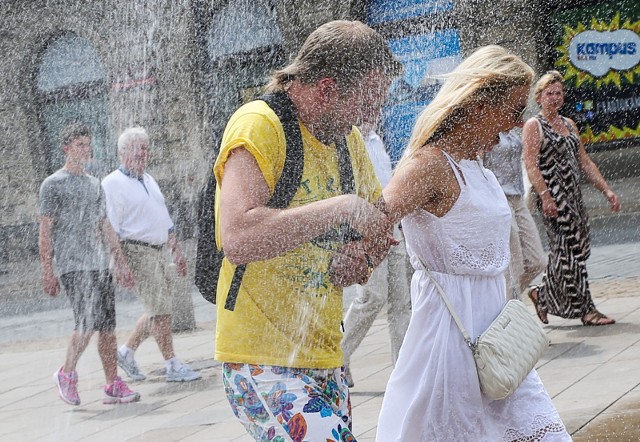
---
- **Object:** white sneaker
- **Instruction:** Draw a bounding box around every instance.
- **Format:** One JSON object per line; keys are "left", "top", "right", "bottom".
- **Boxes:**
{"left": 166, "top": 363, "right": 201, "bottom": 382}
{"left": 117, "top": 351, "right": 146, "bottom": 381}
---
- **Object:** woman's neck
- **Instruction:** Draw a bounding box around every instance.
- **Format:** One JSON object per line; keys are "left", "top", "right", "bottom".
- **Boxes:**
{"left": 431, "top": 139, "right": 480, "bottom": 162}
{"left": 540, "top": 107, "right": 560, "bottom": 121}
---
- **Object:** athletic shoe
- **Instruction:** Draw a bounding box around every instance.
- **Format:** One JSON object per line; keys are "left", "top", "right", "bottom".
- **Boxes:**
{"left": 54, "top": 366, "right": 81, "bottom": 405}
{"left": 117, "top": 351, "right": 146, "bottom": 381}
{"left": 345, "top": 366, "right": 355, "bottom": 388}
{"left": 166, "top": 363, "right": 201, "bottom": 382}
{"left": 103, "top": 376, "right": 141, "bottom": 404}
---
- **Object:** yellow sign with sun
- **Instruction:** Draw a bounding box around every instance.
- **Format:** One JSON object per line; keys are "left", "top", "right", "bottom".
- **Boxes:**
{"left": 556, "top": 13, "right": 640, "bottom": 89}
{"left": 555, "top": 9, "right": 640, "bottom": 145}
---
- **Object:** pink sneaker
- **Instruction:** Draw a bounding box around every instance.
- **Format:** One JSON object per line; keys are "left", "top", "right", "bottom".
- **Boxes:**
{"left": 103, "top": 376, "right": 141, "bottom": 404}
{"left": 54, "top": 366, "right": 81, "bottom": 405}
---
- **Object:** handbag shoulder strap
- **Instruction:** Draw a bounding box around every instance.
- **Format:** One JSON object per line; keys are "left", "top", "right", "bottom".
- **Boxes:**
{"left": 421, "top": 266, "right": 475, "bottom": 349}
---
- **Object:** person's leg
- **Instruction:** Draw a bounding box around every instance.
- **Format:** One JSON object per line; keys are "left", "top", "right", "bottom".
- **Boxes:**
{"left": 117, "top": 245, "right": 159, "bottom": 380}
{"left": 98, "top": 331, "right": 118, "bottom": 383}
{"left": 121, "top": 244, "right": 200, "bottom": 381}
{"left": 341, "top": 260, "right": 388, "bottom": 367}
{"left": 512, "top": 196, "right": 547, "bottom": 292}
{"left": 56, "top": 272, "right": 95, "bottom": 405}
{"left": 91, "top": 271, "right": 118, "bottom": 384}
{"left": 125, "top": 314, "right": 152, "bottom": 351}
{"left": 63, "top": 332, "right": 94, "bottom": 373}
{"left": 386, "top": 226, "right": 412, "bottom": 365}
{"left": 61, "top": 272, "right": 95, "bottom": 372}
{"left": 222, "top": 363, "right": 353, "bottom": 441}
{"left": 505, "top": 196, "right": 525, "bottom": 298}
{"left": 149, "top": 314, "right": 176, "bottom": 360}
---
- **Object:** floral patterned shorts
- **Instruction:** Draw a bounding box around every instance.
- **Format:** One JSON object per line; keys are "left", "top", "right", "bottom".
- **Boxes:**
{"left": 222, "top": 363, "right": 354, "bottom": 442}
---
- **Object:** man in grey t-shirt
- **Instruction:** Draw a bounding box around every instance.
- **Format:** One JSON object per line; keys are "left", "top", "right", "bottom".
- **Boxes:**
{"left": 39, "top": 123, "right": 140, "bottom": 406}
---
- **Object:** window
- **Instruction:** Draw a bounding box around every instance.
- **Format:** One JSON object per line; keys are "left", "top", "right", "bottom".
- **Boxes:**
{"left": 204, "top": 0, "right": 284, "bottom": 153}
{"left": 36, "top": 34, "right": 113, "bottom": 176}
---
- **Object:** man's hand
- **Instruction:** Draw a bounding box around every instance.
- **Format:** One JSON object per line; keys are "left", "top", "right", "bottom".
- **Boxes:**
{"left": 173, "top": 250, "right": 187, "bottom": 277}
{"left": 329, "top": 234, "right": 398, "bottom": 287}
{"left": 329, "top": 243, "right": 370, "bottom": 287}
{"left": 114, "top": 258, "right": 135, "bottom": 289}
{"left": 43, "top": 270, "right": 60, "bottom": 297}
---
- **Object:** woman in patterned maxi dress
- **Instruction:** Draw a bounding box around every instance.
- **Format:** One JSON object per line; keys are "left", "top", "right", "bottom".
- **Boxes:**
{"left": 376, "top": 47, "right": 571, "bottom": 441}
{"left": 522, "top": 71, "right": 620, "bottom": 326}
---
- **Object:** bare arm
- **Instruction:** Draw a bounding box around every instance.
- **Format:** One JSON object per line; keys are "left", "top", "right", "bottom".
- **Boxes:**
{"left": 38, "top": 216, "right": 60, "bottom": 297}
{"left": 522, "top": 118, "right": 558, "bottom": 218}
{"left": 100, "top": 219, "right": 135, "bottom": 288}
{"left": 219, "top": 147, "right": 390, "bottom": 264}
{"left": 382, "top": 148, "right": 459, "bottom": 224}
{"left": 569, "top": 119, "right": 621, "bottom": 212}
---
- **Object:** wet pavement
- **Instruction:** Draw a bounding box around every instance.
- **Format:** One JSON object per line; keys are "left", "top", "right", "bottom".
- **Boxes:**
{"left": 0, "top": 237, "right": 637, "bottom": 441}
{"left": 0, "top": 174, "right": 639, "bottom": 441}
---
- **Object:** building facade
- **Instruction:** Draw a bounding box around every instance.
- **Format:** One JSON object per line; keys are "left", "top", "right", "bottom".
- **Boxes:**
{"left": 0, "top": 0, "right": 637, "bottom": 264}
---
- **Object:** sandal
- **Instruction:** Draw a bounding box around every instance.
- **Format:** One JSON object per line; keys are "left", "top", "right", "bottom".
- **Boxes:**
{"left": 581, "top": 310, "right": 616, "bottom": 326}
{"left": 527, "top": 286, "right": 548, "bottom": 324}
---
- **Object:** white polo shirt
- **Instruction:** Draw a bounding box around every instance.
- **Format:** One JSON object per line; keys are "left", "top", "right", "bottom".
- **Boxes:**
{"left": 101, "top": 167, "right": 174, "bottom": 245}
{"left": 364, "top": 130, "right": 393, "bottom": 188}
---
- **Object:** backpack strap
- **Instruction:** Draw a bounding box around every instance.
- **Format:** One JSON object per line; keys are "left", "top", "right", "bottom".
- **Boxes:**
{"left": 262, "top": 92, "right": 305, "bottom": 208}
{"left": 335, "top": 137, "right": 354, "bottom": 194}
{"left": 310, "top": 137, "right": 362, "bottom": 245}
{"left": 224, "top": 91, "right": 304, "bottom": 311}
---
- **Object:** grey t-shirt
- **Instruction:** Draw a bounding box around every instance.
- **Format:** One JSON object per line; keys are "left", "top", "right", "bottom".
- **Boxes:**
{"left": 39, "top": 169, "right": 110, "bottom": 275}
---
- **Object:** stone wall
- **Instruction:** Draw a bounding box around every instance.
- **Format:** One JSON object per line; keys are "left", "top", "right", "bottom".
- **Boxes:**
{"left": 1, "top": 0, "right": 626, "bottom": 266}
{"left": 0, "top": 0, "right": 208, "bottom": 262}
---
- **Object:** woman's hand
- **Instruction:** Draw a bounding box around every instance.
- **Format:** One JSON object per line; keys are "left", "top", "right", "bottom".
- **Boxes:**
{"left": 343, "top": 195, "right": 393, "bottom": 241}
{"left": 604, "top": 189, "right": 621, "bottom": 213}
{"left": 540, "top": 192, "right": 558, "bottom": 219}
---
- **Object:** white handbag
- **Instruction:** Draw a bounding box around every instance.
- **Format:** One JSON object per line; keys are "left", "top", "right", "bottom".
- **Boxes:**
{"left": 425, "top": 268, "right": 550, "bottom": 401}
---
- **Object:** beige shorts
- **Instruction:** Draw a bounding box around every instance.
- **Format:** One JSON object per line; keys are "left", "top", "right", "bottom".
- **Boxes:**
{"left": 123, "top": 242, "right": 177, "bottom": 316}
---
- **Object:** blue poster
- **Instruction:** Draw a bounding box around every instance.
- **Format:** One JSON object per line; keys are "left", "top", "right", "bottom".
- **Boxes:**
{"left": 382, "top": 30, "right": 461, "bottom": 163}
{"left": 367, "top": 0, "right": 454, "bottom": 24}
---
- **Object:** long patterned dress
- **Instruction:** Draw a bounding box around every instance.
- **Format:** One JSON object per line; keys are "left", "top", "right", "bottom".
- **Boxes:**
{"left": 535, "top": 114, "right": 596, "bottom": 318}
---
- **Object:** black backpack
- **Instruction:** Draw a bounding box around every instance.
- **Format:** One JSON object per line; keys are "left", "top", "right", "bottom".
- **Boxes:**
{"left": 195, "top": 91, "right": 359, "bottom": 311}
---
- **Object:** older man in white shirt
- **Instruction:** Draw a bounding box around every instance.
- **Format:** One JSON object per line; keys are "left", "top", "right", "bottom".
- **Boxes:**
{"left": 101, "top": 127, "right": 200, "bottom": 383}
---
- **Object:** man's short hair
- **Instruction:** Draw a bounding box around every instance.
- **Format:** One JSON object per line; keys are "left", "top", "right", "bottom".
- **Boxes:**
{"left": 117, "top": 127, "right": 149, "bottom": 156}
{"left": 60, "top": 123, "right": 92, "bottom": 146}
{"left": 266, "top": 20, "right": 402, "bottom": 92}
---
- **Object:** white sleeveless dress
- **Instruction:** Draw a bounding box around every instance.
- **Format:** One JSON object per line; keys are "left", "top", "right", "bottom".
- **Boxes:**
{"left": 376, "top": 154, "right": 571, "bottom": 441}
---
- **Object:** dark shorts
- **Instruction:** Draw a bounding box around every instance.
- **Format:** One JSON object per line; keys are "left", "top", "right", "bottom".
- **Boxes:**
{"left": 60, "top": 270, "right": 116, "bottom": 332}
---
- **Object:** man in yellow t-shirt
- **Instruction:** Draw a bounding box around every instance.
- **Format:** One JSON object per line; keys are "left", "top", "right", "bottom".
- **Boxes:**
{"left": 214, "top": 20, "right": 401, "bottom": 441}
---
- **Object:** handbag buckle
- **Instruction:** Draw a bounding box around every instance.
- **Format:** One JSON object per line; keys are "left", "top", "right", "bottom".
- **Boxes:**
{"left": 467, "top": 339, "right": 477, "bottom": 352}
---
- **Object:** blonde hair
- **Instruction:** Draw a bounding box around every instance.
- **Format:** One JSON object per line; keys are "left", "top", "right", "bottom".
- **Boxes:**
{"left": 400, "top": 45, "right": 534, "bottom": 166}
{"left": 533, "top": 70, "right": 564, "bottom": 102}
{"left": 265, "top": 20, "right": 402, "bottom": 92}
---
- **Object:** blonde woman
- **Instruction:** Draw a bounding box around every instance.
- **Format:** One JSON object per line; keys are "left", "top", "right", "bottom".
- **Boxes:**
{"left": 376, "top": 47, "right": 571, "bottom": 441}
{"left": 523, "top": 71, "right": 620, "bottom": 326}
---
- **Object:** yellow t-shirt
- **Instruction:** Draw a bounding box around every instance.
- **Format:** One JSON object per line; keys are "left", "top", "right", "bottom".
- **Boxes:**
{"left": 213, "top": 99, "right": 381, "bottom": 369}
